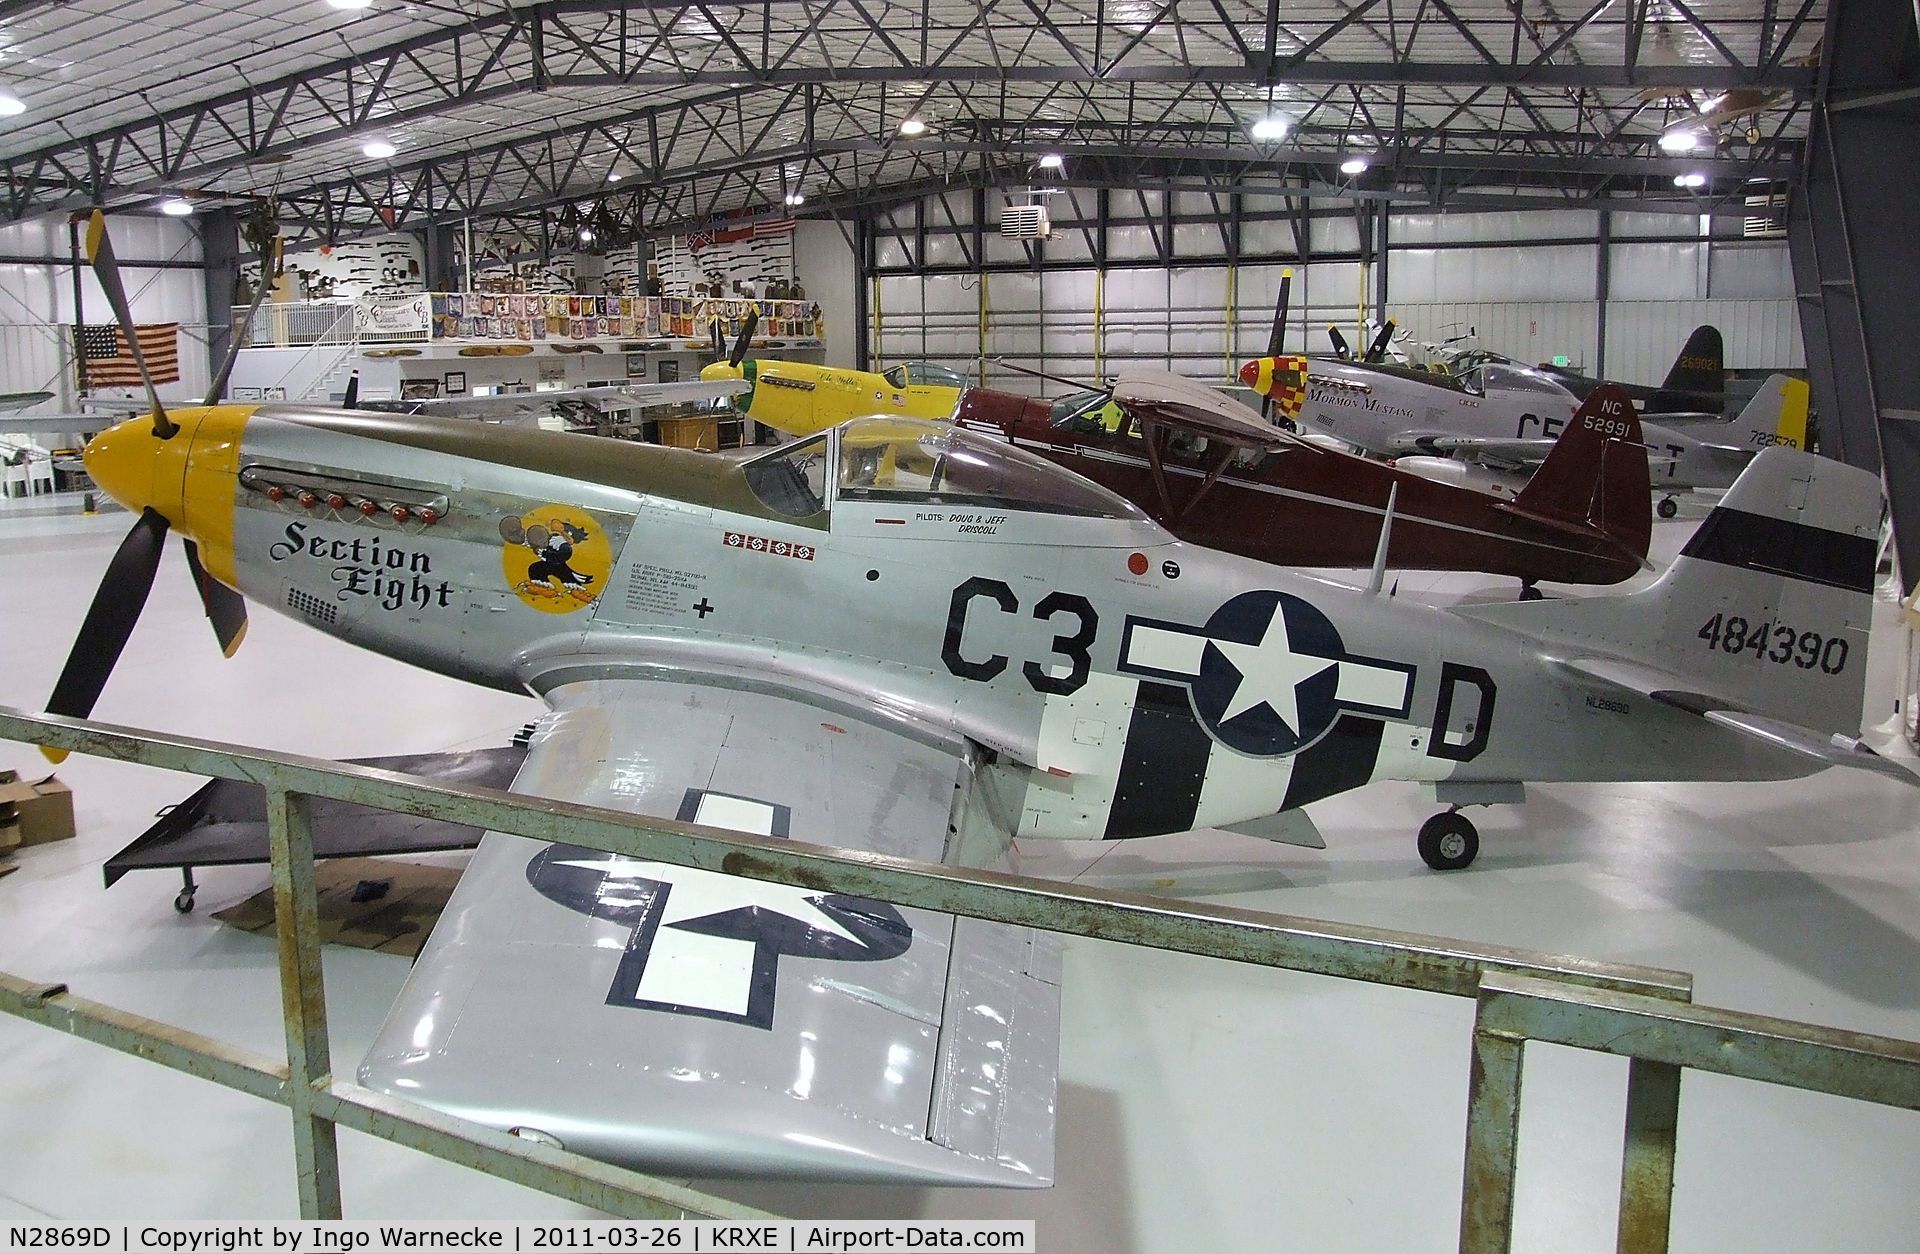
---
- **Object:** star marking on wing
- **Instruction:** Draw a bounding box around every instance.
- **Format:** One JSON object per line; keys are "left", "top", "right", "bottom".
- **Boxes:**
{"left": 553, "top": 857, "right": 860, "bottom": 942}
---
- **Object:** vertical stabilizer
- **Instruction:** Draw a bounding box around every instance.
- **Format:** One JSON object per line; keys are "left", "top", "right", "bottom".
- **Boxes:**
{"left": 1469, "top": 447, "right": 1880, "bottom": 735}
{"left": 1647, "top": 325, "right": 1725, "bottom": 413}
{"left": 1510, "top": 383, "right": 1652, "bottom": 562}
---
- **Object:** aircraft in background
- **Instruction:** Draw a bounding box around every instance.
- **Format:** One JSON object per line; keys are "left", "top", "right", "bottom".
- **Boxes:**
{"left": 699, "top": 313, "right": 965, "bottom": 433}
{"left": 954, "top": 373, "right": 1652, "bottom": 591}
{"left": 1241, "top": 348, "right": 1808, "bottom": 516}
{"left": 39, "top": 209, "right": 1913, "bottom": 1188}
{"left": 1529, "top": 325, "right": 1728, "bottom": 415}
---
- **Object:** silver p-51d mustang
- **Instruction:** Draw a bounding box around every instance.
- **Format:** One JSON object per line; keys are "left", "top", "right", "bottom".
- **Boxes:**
{"left": 43, "top": 207, "right": 1907, "bottom": 1193}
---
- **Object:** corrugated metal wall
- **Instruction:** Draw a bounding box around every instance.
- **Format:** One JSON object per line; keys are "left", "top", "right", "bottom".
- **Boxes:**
{"left": 869, "top": 197, "right": 1803, "bottom": 392}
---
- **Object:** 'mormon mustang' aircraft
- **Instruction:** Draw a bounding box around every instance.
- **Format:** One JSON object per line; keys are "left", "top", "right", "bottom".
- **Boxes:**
{"left": 37, "top": 213, "right": 1913, "bottom": 1189}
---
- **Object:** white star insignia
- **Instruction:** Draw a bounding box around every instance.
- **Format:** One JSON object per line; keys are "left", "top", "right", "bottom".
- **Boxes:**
{"left": 1212, "top": 606, "right": 1335, "bottom": 735}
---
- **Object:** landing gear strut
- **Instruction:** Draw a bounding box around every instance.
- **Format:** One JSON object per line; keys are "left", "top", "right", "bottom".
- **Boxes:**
{"left": 1417, "top": 809, "right": 1479, "bottom": 871}
{"left": 1657, "top": 496, "right": 1679, "bottom": 519}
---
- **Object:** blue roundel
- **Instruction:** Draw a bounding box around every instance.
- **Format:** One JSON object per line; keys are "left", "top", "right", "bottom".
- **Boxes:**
{"left": 1189, "top": 590, "right": 1348, "bottom": 756}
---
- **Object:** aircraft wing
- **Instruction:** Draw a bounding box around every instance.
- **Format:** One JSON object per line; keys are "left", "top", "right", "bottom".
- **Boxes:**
{"left": 1556, "top": 656, "right": 1918, "bottom": 785}
{"left": 1417, "top": 434, "right": 1558, "bottom": 467}
{"left": 408, "top": 379, "right": 750, "bottom": 417}
{"left": 1110, "top": 371, "right": 1296, "bottom": 449}
{"left": 359, "top": 677, "right": 1061, "bottom": 1187}
{"left": 0, "top": 411, "right": 127, "bottom": 434}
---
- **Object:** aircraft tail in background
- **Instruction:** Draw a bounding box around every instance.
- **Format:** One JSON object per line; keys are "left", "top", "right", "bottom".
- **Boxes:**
{"left": 1509, "top": 383, "right": 1652, "bottom": 563}
{"left": 1646, "top": 324, "right": 1725, "bottom": 413}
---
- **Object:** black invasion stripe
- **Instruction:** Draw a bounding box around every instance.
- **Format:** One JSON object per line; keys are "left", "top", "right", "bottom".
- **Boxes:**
{"left": 1681, "top": 507, "right": 1874, "bottom": 594}
{"left": 1280, "top": 716, "right": 1386, "bottom": 811}
{"left": 1105, "top": 682, "right": 1211, "bottom": 839}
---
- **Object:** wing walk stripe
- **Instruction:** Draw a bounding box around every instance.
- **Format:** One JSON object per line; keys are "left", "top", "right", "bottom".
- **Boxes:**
{"left": 1681, "top": 506, "right": 1875, "bottom": 593}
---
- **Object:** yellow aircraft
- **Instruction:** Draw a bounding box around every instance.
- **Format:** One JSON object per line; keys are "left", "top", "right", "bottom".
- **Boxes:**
{"left": 698, "top": 311, "right": 967, "bottom": 435}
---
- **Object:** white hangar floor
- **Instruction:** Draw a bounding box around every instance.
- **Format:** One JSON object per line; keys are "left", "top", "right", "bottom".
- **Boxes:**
{"left": 1, "top": 503, "right": 1917, "bottom": 1253}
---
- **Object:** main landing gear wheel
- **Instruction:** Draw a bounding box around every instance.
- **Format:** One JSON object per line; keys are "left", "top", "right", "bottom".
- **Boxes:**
{"left": 174, "top": 888, "right": 196, "bottom": 914}
{"left": 1417, "top": 810, "right": 1480, "bottom": 871}
{"left": 1657, "top": 496, "right": 1679, "bottom": 519}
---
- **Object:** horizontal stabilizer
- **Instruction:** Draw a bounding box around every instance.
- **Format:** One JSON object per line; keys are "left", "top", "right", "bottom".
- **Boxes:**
{"left": 1556, "top": 656, "right": 1915, "bottom": 785}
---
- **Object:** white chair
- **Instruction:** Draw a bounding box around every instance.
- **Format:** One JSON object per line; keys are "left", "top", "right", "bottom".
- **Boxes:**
{"left": 26, "top": 445, "right": 55, "bottom": 495}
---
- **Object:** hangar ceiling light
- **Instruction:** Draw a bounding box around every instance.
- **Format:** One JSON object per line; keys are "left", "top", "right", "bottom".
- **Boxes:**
{"left": 362, "top": 138, "right": 398, "bottom": 160}
{"left": 1659, "top": 128, "right": 1704, "bottom": 153}
{"left": 1250, "top": 115, "right": 1293, "bottom": 141}
{"left": 1340, "top": 156, "right": 1370, "bottom": 175}
{"left": 1674, "top": 172, "right": 1707, "bottom": 188}
{"left": 898, "top": 117, "right": 928, "bottom": 136}
{"left": 159, "top": 196, "right": 195, "bottom": 216}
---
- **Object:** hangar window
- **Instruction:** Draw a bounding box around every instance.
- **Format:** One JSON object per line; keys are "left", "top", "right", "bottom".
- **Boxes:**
{"left": 836, "top": 417, "right": 1146, "bottom": 520}
{"left": 742, "top": 434, "right": 829, "bottom": 517}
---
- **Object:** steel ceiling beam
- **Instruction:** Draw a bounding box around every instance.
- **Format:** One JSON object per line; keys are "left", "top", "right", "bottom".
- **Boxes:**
{"left": 0, "top": 0, "right": 1830, "bottom": 223}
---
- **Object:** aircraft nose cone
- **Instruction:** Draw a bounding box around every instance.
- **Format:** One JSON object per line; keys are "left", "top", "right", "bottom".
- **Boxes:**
{"left": 699, "top": 361, "right": 743, "bottom": 385}
{"left": 83, "top": 416, "right": 170, "bottom": 517}
{"left": 1239, "top": 360, "right": 1262, "bottom": 390}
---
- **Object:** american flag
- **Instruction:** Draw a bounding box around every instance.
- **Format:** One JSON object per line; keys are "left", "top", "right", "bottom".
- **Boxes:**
{"left": 76, "top": 322, "right": 181, "bottom": 389}
{"left": 752, "top": 216, "right": 797, "bottom": 238}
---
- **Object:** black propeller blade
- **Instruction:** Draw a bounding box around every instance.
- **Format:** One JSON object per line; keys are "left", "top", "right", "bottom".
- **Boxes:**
{"left": 182, "top": 538, "right": 249, "bottom": 657}
{"left": 43, "top": 508, "right": 171, "bottom": 757}
{"left": 81, "top": 210, "right": 176, "bottom": 439}
{"left": 342, "top": 372, "right": 360, "bottom": 408}
{"left": 1327, "top": 325, "right": 1352, "bottom": 360}
{"left": 710, "top": 315, "right": 726, "bottom": 358}
{"left": 727, "top": 306, "right": 760, "bottom": 367}
{"left": 1260, "top": 268, "right": 1293, "bottom": 421}
{"left": 1363, "top": 319, "right": 1397, "bottom": 364}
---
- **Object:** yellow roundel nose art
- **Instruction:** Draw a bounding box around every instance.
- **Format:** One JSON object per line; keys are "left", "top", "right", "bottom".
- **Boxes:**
{"left": 500, "top": 505, "right": 614, "bottom": 613}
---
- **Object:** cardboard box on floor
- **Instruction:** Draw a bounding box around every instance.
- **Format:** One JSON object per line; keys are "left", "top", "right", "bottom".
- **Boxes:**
{"left": 0, "top": 768, "right": 74, "bottom": 847}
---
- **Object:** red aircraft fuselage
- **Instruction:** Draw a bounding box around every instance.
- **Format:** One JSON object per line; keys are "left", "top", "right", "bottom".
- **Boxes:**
{"left": 952, "top": 385, "right": 1650, "bottom": 586}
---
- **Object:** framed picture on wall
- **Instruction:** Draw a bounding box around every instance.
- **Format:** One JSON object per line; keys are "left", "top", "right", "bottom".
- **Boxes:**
{"left": 401, "top": 379, "right": 440, "bottom": 401}
{"left": 658, "top": 359, "right": 680, "bottom": 383}
{"left": 264, "top": 386, "right": 287, "bottom": 401}
{"left": 625, "top": 353, "right": 647, "bottom": 378}
{"left": 444, "top": 371, "right": 467, "bottom": 394}
{"left": 233, "top": 387, "right": 262, "bottom": 401}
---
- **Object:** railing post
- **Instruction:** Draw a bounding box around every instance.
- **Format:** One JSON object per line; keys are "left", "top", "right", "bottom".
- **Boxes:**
{"left": 1615, "top": 1059, "right": 1681, "bottom": 1254}
{"left": 264, "top": 787, "right": 343, "bottom": 1219}
{"left": 1458, "top": 998, "right": 1526, "bottom": 1254}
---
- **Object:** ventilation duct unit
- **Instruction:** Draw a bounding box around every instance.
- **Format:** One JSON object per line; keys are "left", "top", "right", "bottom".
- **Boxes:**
{"left": 1743, "top": 193, "right": 1787, "bottom": 239}
{"left": 1000, "top": 203, "right": 1052, "bottom": 240}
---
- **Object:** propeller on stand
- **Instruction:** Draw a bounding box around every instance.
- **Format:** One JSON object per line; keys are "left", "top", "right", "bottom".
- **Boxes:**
{"left": 1327, "top": 325, "right": 1352, "bottom": 360}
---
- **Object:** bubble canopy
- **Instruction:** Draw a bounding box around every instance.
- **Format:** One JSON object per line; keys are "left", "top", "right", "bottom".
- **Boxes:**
{"left": 835, "top": 418, "right": 1147, "bottom": 520}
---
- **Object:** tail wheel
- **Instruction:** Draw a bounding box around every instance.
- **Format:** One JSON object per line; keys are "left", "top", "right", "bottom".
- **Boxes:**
{"left": 1657, "top": 496, "right": 1679, "bottom": 519}
{"left": 1417, "top": 811, "right": 1480, "bottom": 871}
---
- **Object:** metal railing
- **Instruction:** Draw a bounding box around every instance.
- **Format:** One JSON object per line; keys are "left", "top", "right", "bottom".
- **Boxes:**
{"left": 2, "top": 705, "right": 1916, "bottom": 1247}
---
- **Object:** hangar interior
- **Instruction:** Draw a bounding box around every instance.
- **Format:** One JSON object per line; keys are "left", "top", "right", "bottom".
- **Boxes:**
{"left": 2, "top": 0, "right": 1919, "bottom": 1249}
